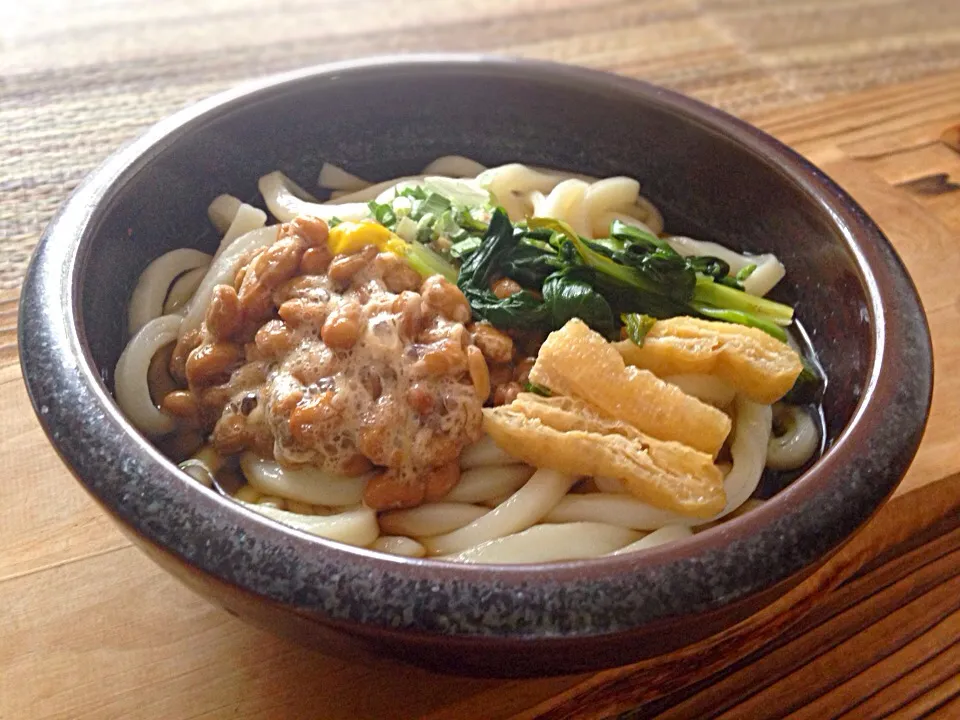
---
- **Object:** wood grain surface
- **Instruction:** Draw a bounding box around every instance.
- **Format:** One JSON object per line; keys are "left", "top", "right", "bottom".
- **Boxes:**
{"left": 3, "top": 2, "right": 960, "bottom": 718}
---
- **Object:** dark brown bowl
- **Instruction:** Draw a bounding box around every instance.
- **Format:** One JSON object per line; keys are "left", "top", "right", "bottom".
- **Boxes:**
{"left": 18, "top": 55, "right": 932, "bottom": 677}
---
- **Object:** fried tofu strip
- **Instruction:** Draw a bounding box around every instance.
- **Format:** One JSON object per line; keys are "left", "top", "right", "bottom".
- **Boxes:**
{"left": 483, "top": 393, "right": 725, "bottom": 517}
{"left": 529, "top": 319, "right": 731, "bottom": 456}
{"left": 614, "top": 317, "right": 803, "bottom": 404}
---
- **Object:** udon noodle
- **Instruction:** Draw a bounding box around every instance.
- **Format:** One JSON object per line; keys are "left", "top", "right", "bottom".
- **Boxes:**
{"left": 116, "top": 156, "right": 822, "bottom": 563}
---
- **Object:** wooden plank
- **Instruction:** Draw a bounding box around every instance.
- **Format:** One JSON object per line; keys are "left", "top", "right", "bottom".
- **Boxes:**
{"left": 3, "top": 6, "right": 960, "bottom": 719}
{"left": 512, "top": 475, "right": 960, "bottom": 720}
{"left": 433, "top": 529, "right": 960, "bottom": 720}
{"left": 747, "top": 70, "right": 960, "bottom": 152}
{"left": 811, "top": 159, "right": 960, "bottom": 496}
{"left": 0, "top": 372, "right": 129, "bottom": 584}
{"left": 867, "top": 143, "right": 960, "bottom": 188}
{"left": 885, "top": 673, "right": 960, "bottom": 720}
{"left": 627, "top": 521, "right": 960, "bottom": 719}
{"left": 0, "top": 289, "right": 20, "bottom": 369}
{"left": 722, "top": 579, "right": 960, "bottom": 720}
{"left": 928, "top": 692, "right": 960, "bottom": 720}
{"left": 702, "top": 0, "right": 960, "bottom": 101}
{"left": 836, "top": 640, "right": 960, "bottom": 719}
{"left": 0, "top": 544, "right": 579, "bottom": 720}
{"left": 651, "top": 551, "right": 960, "bottom": 720}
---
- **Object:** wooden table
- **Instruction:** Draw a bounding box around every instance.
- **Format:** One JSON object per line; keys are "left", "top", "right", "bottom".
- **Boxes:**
{"left": 3, "top": 2, "right": 960, "bottom": 718}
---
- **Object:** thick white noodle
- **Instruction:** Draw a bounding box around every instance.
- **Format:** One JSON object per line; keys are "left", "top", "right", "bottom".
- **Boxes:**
{"left": 583, "top": 176, "right": 641, "bottom": 213}
{"left": 127, "top": 248, "right": 211, "bottom": 335}
{"left": 318, "top": 162, "right": 370, "bottom": 192}
{"left": 584, "top": 176, "right": 652, "bottom": 238}
{"left": 459, "top": 435, "right": 518, "bottom": 468}
{"left": 743, "top": 258, "right": 786, "bottom": 297}
{"left": 445, "top": 522, "right": 641, "bottom": 564}
{"left": 235, "top": 485, "right": 262, "bottom": 503}
{"left": 715, "top": 397, "right": 773, "bottom": 520}
{"left": 240, "top": 453, "right": 369, "bottom": 506}
{"left": 767, "top": 404, "right": 819, "bottom": 470}
{"left": 610, "top": 525, "right": 693, "bottom": 556}
{"left": 421, "top": 155, "right": 488, "bottom": 177}
{"left": 526, "top": 165, "right": 598, "bottom": 183}
{"left": 476, "top": 166, "right": 665, "bottom": 240}
{"left": 371, "top": 535, "right": 427, "bottom": 558}
{"left": 379, "top": 503, "right": 488, "bottom": 537}
{"left": 634, "top": 195, "right": 665, "bottom": 235}
{"left": 240, "top": 502, "right": 378, "bottom": 547}
{"left": 178, "top": 225, "right": 278, "bottom": 340}
{"left": 422, "top": 469, "right": 576, "bottom": 556}
{"left": 666, "top": 236, "right": 785, "bottom": 296}
{"left": 585, "top": 178, "right": 640, "bottom": 235}
{"left": 544, "top": 493, "right": 706, "bottom": 531}
{"left": 548, "top": 396, "right": 772, "bottom": 530}
{"left": 333, "top": 176, "right": 422, "bottom": 205}
{"left": 258, "top": 171, "right": 370, "bottom": 223}
{"left": 442, "top": 465, "right": 535, "bottom": 503}
{"left": 257, "top": 496, "right": 286, "bottom": 510}
{"left": 477, "top": 163, "right": 562, "bottom": 193}
{"left": 663, "top": 374, "right": 737, "bottom": 408}
{"left": 697, "top": 498, "right": 766, "bottom": 531}
{"left": 214, "top": 202, "right": 267, "bottom": 258}
{"left": 114, "top": 314, "right": 182, "bottom": 436}
{"left": 728, "top": 497, "right": 766, "bottom": 520}
{"left": 533, "top": 179, "right": 592, "bottom": 237}
{"left": 207, "top": 194, "right": 242, "bottom": 234}
{"left": 481, "top": 492, "right": 515, "bottom": 508}
{"left": 179, "top": 446, "right": 222, "bottom": 488}
{"left": 163, "top": 266, "right": 208, "bottom": 315}
{"left": 476, "top": 164, "right": 564, "bottom": 220}
{"left": 180, "top": 459, "right": 214, "bottom": 487}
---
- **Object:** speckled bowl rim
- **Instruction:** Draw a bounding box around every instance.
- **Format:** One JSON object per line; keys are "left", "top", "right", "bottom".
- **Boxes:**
{"left": 19, "top": 54, "right": 932, "bottom": 639}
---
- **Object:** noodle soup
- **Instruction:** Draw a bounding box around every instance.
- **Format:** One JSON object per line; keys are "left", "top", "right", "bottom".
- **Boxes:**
{"left": 116, "top": 156, "right": 825, "bottom": 564}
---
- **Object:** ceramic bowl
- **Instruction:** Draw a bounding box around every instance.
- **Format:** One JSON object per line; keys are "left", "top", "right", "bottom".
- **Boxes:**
{"left": 18, "top": 56, "right": 932, "bottom": 677}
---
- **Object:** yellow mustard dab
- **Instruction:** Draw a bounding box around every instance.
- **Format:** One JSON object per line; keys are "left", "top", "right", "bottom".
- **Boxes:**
{"left": 327, "top": 220, "right": 408, "bottom": 256}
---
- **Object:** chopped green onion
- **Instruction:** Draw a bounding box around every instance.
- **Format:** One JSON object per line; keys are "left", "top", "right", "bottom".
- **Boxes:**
{"left": 394, "top": 216, "right": 418, "bottom": 243}
{"left": 448, "top": 227, "right": 470, "bottom": 243}
{"left": 416, "top": 213, "right": 436, "bottom": 243}
{"left": 716, "top": 275, "right": 744, "bottom": 289}
{"left": 367, "top": 200, "right": 396, "bottom": 228}
{"left": 392, "top": 195, "right": 414, "bottom": 218}
{"left": 434, "top": 209, "right": 461, "bottom": 237}
{"left": 398, "top": 186, "right": 428, "bottom": 201}
{"left": 450, "top": 236, "right": 482, "bottom": 259}
{"left": 394, "top": 241, "right": 458, "bottom": 283}
{"left": 457, "top": 208, "right": 489, "bottom": 233}
{"left": 736, "top": 263, "right": 758, "bottom": 282}
{"left": 418, "top": 192, "right": 452, "bottom": 217}
{"left": 524, "top": 381, "right": 552, "bottom": 397}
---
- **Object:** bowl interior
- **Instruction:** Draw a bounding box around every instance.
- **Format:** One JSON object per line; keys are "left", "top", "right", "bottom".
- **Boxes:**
{"left": 79, "top": 65, "right": 871, "bottom": 450}
{"left": 24, "top": 59, "right": 933, "bottom": 673}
